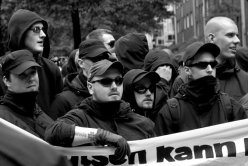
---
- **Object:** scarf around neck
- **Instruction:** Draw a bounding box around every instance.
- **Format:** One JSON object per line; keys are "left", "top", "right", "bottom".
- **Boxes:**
{"left": 182, "top": 76, "right": 218, "bottom": 111}
{"left": 2, "top": 90, "right": 38, "bottom": 116}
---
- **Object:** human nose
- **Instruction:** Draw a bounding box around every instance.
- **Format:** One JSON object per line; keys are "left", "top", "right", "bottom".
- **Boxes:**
{"left": 206, "top": 64, "right": 213, "bottom": 73}
{"left": 110, "top": 81, "right": 117, "bottom": 89}
{"left": 40, "top": 29, "right": 46, "bottom": 38}
{"left": 145, "top": 89, "right": 152, "bottom": 96}
{"left": 233, "top": 35, "right": 240, "bottom": 45}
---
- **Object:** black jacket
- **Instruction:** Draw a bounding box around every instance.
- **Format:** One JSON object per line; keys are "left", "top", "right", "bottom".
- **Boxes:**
{"left": 123, "top": 69, "right": 158, "bottom": 120}
{"left": 49, "top": 71, "right": 91, "bottom": 120}
{"left": 0, "top": 91, "right": 53, "bottom": 139}
{"left": 144, "top": 49, "right": 178, "bottom": 114}
{"left": 3, "top": 9, "right": 63, "bottom": 115}
{"left": 155, "top": 76, "right": 247, "bottom": 136}
{"left": 45, "top": 97, "right": 155, "bottom": 146}
{"left": 115, "top": 33, "right": 149, "bottom": 73}
{"left": 216, "top": 59, "right": 248, "bottom": 101}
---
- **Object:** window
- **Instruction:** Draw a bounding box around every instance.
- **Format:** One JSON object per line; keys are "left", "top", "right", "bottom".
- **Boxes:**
{"left": 168, "top": 35, "right": 175, "bottom": 40}
{"left": 158, "top": 39, "right": 164, "bottom": 45}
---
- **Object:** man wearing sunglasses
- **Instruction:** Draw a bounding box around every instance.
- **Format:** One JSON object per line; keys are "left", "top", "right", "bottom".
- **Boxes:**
{"left": 49, "top": 39, "right": 110, "bottom": 119}
{"left": 123, "top": 69, "right": 160, "bottom": 121}
{"left": 45, "top": 59, "right": 155, "bottom": 162}
{"left": 86, "top": 29, "right": 117, "bottom": 61}
{"left": 154, "top": 42, "right": 247, "bottom": 136}
{"left": 205, "top": 16, "right": 248, "bottom": 101}
{"left": 2, "top": 9, "right": 64, "bottom": 119}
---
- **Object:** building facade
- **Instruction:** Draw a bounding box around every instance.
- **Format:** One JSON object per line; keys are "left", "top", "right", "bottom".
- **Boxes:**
{"left": 171, "top": 0, "right": 248, "bottom": 53}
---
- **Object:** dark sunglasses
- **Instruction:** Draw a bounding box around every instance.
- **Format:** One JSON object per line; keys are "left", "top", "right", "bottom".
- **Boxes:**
{"left": 134, "top": 85, "right": 156, "bottom": 94}
{"left": 188, "top": 61, "right": 218, "bottom": 69}
{"left": 30, "top": 26, "right": 45, "bottom": 34}
{"left": 107, "top": 40, "right": 115, "bottom": 48}
{"left": 91, "top": 76, "right": 123, "bottom": 87}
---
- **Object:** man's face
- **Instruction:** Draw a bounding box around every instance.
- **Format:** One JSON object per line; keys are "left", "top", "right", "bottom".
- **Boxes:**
{"left": 187, "top": 52, "right": 217, "bottom": 80}
{"left": 134, "top": 77, "right": 155, "bottom": 110}
{"left": 6, "top": 67, "right": 39, "bottom": 93}
{"left": 213, "top": 21, "right": 240, "bottom": 59}
{"left": 88, "top": 68, "right": 123, "bottom": 102}
{"left": 24, "top": 22, "right": 46, "bottom": 54}
{"left": 102, "top": 33, "right": 115, "bottom": 53}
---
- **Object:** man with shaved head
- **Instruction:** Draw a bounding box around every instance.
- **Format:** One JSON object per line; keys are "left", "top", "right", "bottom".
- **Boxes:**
{"left": 204, "top": 16, "right": 248, "bottom": 100}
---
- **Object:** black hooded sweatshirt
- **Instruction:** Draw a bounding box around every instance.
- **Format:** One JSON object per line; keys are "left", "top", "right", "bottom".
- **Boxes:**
{"left": 123, "top": 69, "right": 158, "bottom": 121}
{"left": 49, "top": 71, "right": 91, "bottom": 120}
{"left": 144, "top": 49, "right": 178, "bottom": 112}
{"left": 115, "top": 33, "right": 149, "bottom": 74}
{"left": 2, "top": 9, "right": 63, "bottom": 116}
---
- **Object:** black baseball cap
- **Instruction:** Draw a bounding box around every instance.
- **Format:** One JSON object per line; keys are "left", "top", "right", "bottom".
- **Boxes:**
{"left": 133, "top": 69, "right": 160, "bottom": 85}
{"left": 2, "top": 49, "right": 40, "bottom": 75}
{"left": 183, "top": 42, "right": 220, "bottom": 66}
{"left": 79, "top": 39, "right": 109, "bottom": 62}
{"left": 87, "top": 59, "right": 123, "bottom": 82}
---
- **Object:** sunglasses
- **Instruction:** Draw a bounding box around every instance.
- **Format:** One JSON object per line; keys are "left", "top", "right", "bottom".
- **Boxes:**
{"left": 188, "top": 61, "right": 218, "bottom": 69}
{"left": 107, "top": 40, "right": 115, "bottom": 48}
{"left": 134, "top": 85, "right": 156, "bottom": 94}
{"left": 30, "top": 26, "right": 45, "bottom": 34}
{"left": 91, "top": 76, "right": 123, "bottom": 87}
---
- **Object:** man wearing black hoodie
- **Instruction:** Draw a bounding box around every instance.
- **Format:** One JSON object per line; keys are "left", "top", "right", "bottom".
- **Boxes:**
{"left": 144, "top": 49, "right": 178, "bottom": 115}
{"left": 123, "top": 69, "right": 160, "bottom": 121}
{"left": 155, "top": 42, "right": 247, "bottom": 136}
{"left": 1, "top": 9, "right": 63, "bottom": 118}
{"left": 115, "top": 33, "right": 149, "bottom": 74}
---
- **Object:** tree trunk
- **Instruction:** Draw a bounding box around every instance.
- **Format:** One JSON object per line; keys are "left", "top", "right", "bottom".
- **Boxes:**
{"left": 71, "top": 2, "right": 81, "bottom": 49}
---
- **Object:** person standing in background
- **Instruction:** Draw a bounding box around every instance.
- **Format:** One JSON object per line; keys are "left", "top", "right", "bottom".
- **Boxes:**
{"left": 1, "top": 9, "right": 63, "bottom": 118}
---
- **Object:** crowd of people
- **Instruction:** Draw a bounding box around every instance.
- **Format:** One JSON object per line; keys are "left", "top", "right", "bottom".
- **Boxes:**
{"left": 1, "top": 9, "right": 248, "bottom": 165}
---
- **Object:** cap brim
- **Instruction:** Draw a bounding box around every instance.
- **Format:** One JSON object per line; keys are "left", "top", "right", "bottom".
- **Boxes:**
{"left": 85, "top": 48, "right": 109, "bottom": 60}
{"left": 197, "top": 43, "right": 220, "bottom": 58}
{"left": 11, "top": 62, "right": 40, "bottom": 75}
{"left": 98, "top": 61, "right": 124, "bottom": 76}
{"left": 134, "top": 71, "right": 160, "bottom": 84}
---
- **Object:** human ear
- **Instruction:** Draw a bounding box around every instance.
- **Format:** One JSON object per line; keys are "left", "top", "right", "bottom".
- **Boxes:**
{"left": 3, "top": 76, "right": 10, "bottom": 87}
{"left": 208, "top": 33, "right": 215, "bottom": 43}
{"left": 184, "top": 66, "right": 191, "bottom": 75}
{"left": 87, "top": 81, "right": 93, "bottom": 95}
{"left": 77, "top": 59, "right": 84, "bottom": 69}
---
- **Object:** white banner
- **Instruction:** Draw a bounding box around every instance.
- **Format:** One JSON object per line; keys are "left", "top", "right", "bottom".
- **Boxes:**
{"left": 2, "top": 118, "right": 248, "bottom": 166}
{"left": 54, "top": 119, "right": 248, "bottom": 166}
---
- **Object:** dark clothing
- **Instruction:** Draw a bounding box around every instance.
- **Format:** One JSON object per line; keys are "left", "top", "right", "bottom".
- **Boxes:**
{"left": 49, "top": 72, "right": 91, "bottom": 120}
{"left": 236, "top": 47, "right": 248, "bottom": 72}
{"left": 0, "top": 91, "right": 54, "bottom": 139}
{"left": 171, "top": 73, "right": 189, "bottom": 97}
{"left": 0, "top": 124, "right": 71, "bottom": 166}
{"left": 216, "top": 59, "right": 248, "bottom": 101}
{"left": 239, "top": 93, "right": 248, "bottom": 116}
{"left": 143, "top": 49, "right": 178, "bottom": 115}
{"left": 154, "top": 78, "right": 170, "bottom": 115}
{"left": 155, "top": 76, "right": 247, "bottom": 136}
{"left": 45, "top": 97, "right": 155, "bottom": 146}
{"left": 5, "top": 9, "right": 63, "bottom": 115}
{"left": 61, "top": 49, "right": 79, "bottom": 78}
{"left": 123, "top": 69, "right": 158, "bottom": 120}
{"left": 115, "top": 33, "right": 149, "bottom": 73}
